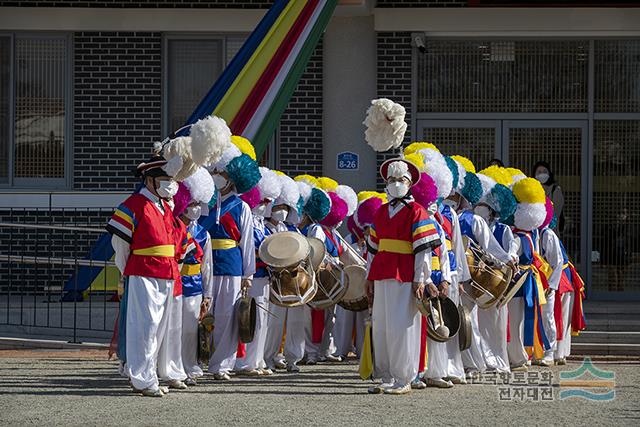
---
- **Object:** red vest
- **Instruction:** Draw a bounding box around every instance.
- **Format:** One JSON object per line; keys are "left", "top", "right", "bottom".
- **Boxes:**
{"left": 119, "top": 194, "right": 180, "bottom": 280}
{"left": 368, "top": 202, "right": 434, "bottom": 283}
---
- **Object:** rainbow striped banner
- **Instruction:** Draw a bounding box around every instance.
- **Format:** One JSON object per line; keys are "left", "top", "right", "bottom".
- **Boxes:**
{"left": 180, "top": 0, "right": 338, "bottom": 158}
{"left": 62, "top": 0, "right": 337, "bottom": 300}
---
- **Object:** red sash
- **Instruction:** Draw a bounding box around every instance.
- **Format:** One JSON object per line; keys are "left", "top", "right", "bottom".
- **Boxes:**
{"left": 323, "top": 228, "right": 344, "bottom": 256}
{"left": 311, "top": 309, "right": 325, "bottom": 344}
{"left": 419, "top": 315, "right": 428, "bottom": 372}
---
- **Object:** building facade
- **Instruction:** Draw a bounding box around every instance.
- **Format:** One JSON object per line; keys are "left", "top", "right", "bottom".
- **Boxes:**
{"left": 0, "top": 0, "right": 639, "bottom": 301}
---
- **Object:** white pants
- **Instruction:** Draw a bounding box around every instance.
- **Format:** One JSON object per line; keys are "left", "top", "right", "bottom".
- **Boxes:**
{"left": 507, "top": 297, "right": 528, "bottom": 368}
{"left": 333, "top": 305, "right": 367, "bottom": 358}
{"left": 158, "top": 294, "right": 188, "bottom": 382}
{"left": 540, "top": 289, "right": 557, "bottom": 361}
{"left": 461, "top": 298, "right": 487, "bottom": 373}
{"left": 477, "top": 305, "right": 510, "bottom": 372}
{"left": 235, "top": 277, "right": 270, "bottom": 371}
{"left": 181, "top": 294, "right": 203, "bottom": 378}
{"left": 305, "top": 307, "right": 337, "bottom": 360}
{"left": 372, "top": 280, "right": 421, "bottom": 386}
{"left": 264, "top": 304, "right": 307, "bottom": 366}
{"left": 428, "top": 281, "right": 465, "bottom": 379}
{"left": 208, "top": 276, "right": 241, "bottom": 375}
{"left": 555, "top": 292, "right": 574, "bottom": 360}
{"left": 125, "top": 276, "right": 173, "bottom": 391}
{"left": 445, "top": 280, "right": 465, "bottom": 379}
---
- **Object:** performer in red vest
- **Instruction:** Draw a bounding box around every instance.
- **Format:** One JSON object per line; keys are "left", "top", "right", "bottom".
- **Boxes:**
{"left": 106, "top": 156, "right": 181, "bottom": 398}
{"left": 366, "top": 158, "right": 442, "bottom": 395}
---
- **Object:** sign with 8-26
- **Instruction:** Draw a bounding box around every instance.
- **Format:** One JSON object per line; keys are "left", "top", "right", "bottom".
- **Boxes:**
{"left": 337, "top": 151, "right": 359, "bottom": 171}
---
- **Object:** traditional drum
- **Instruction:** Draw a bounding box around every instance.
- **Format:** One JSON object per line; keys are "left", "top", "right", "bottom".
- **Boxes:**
{"left": 307, "top": 237, "right": 326, "bottom": 271}
{"left": 259, "top": 232, "right": 317, "bottom": 307}
{"left": 416, "top": 296, "right": 460, "bottom": 342}
{"left": 237, "top": 295, "right": 256, "bottom": 343}
{"left": 337, "top": 264, "right": 368, "bottom": 312}
{"left": 308, "top": 260, "right": 349, "bottom": 310}
{"left": 464, "top": 240, "right": 513, "bottom": 309}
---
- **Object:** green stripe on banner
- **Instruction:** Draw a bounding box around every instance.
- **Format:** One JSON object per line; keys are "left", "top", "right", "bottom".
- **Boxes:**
{"left": 252, "top": 0, "right": 338, "bottom": 158}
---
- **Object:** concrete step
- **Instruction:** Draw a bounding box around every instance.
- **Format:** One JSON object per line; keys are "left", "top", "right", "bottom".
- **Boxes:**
{"left": 573, "top": 330, "right": 640, "bottom": 345}
{"left": 583, "top": 301, "right": 639, "bottom": 316}
{"left": 0, "top": 336, "right": 108, "bottom": 351}
{"left": 581, "top": 317, "right": 640, "bottom": 332}
{"left": 571, "top": 342, "right": 640, "bottom": 357}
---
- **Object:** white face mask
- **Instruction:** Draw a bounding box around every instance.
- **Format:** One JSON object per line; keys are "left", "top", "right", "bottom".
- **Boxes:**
{"left": 427, "top": 203, "right": 438, "bottom": 216}
{"left": 157, "top": 180, "right": 178, "bottom": 199}
{"left": 212, "top": 174, "right": 229, "bottom": 191}
{"left": 252, "top": 204, "right": 268, "bottom": 218}
{"left": 271, "top": 209, "right": 288, "bottom": 223}
{"left": 535, "top": 172, "right": 550, "bottom": 184}
{"left": 443, "top": 198, "right": 459, "bottom": 210}
{"left": 386, "top": 181, "right": 409, "bottom": 199}
{"left": 474, "top": 205, "right": 492, "bottom": 223}
{"left": 185, "top": 205, "right": 202, "bottom": 221}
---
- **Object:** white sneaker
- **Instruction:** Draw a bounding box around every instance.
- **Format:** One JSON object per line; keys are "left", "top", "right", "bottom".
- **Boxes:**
{"left": 448, "top": 376, "right": 467, "bottom": 385}
{"left": 425, "top": 378, "right": 454, "bottom": 389}
{"left": 168, "top": 380, "right": 188, "bottom": 390}
{"left": 411, "top": 379, "right": 427, "bottom": 390}
{"left": 274, "top": 360, "right": 287, "bottom": 370}
{"left": 184, "top": 377, "right": 197, "bottom": 386}
{"left": 213, "top": 372, "right": 231, "bottom": 381}
{"left": 141, "top": 388, "right": 163, "bottom": 398}
{"left": 259, "top": 368, "right": 273, "bottom": 376}
{"left": 367, "top": 382, "right": 393, "bottom": 394}
{"left": 325, "top": 354, "right": 343, "bottom": 363}
{"left": 286, "top": 363, "right": 300, "bottom": 373}
{"left": 159, "top": 386, "right": 170, "bottom": 395}
{"left": 510, "top": 364, "right": 528, "bottom": 372}
{"left": 384, "top": 383, "right": 411, "bottom": 395}
{"left": 236, "top": 369, "right": 261, "bottom": 376}
{"left": 555, "top": 358, "right": 567, "bottom": 366}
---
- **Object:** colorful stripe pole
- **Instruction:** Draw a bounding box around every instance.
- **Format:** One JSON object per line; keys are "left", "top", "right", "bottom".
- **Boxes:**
{"left": 63, "top": 0, "right": 338, "bottom": 300}
{"left": 180, "top": 0, "right": 338, "bottom": 158}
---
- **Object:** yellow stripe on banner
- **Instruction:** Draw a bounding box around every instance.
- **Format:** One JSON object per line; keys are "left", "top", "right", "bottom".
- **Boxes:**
{"left": 532, "top": 269, "right": 547, "bottom": 305}
{"left": 212, "top": 239, "right": 238, "bottom": 250}
{"left": 378, "top": 239, "right": 413, "bottom": 255}
{"left": 431, "top": 255, "right": 441, "bottom": 271}
{"left": 213, "top": 0, "right": 306, "bottom": 122}
{"left": 182, "top": 263, "right": 202, "bottom": 276}
{"left": 132, "top": 245, "right": 175, "bottom": 257}
{"left": 413, "top": 223, "right": 436, "bottom": 236}
{"left": 114, "top": 209, "right": 134, "bottom": 228}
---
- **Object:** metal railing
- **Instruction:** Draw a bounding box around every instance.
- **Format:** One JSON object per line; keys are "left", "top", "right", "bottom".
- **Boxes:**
{"left": 0, "top": 201, "right": 122, "bottom": 344}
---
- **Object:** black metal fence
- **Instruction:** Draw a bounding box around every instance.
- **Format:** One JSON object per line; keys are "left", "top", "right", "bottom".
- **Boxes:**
{"left": 0, "top": 195, "right": 122, "bottom": 343}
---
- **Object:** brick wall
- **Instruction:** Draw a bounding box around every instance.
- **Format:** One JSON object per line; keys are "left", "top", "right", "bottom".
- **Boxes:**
{"left": 74, "top": 32, "right": 162, "bottom": 192}
{"left": 376, "top": 31, "right": 413, "bottom": 188}
{"left": 278, "top": 41, "right": 323, "bottom": 177}
{"left": 0, "top": 1, "right": 272, "bottom": 8}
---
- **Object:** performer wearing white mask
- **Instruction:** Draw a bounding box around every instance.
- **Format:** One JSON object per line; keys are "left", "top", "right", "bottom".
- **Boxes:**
{"left": 235, "top": 168, "right": 282, "bottom": 376}
{"left": 443, "top": 160, "right": 514, "bottom": 377}
{"left": 107, "top": 156, "right": 181, "bottom": 397}
{"left": 472, "top": 171, "right": 519, "bottom": 374}
{"left": 366, "top": 159, "right": 441, "bottom": 395}
{"left": 201, "top": 136, "right": 259, "bottom": 381}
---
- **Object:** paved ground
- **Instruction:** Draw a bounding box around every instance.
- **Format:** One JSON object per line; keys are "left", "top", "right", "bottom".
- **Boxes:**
{"left": 0, "top": 350, "right": 638, "bottom": 426}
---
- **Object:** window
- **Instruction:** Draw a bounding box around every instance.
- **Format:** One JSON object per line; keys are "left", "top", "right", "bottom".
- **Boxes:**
{"left": 0, "top": 34, "right": 70, "bottom": 187}
{"left": 164, "top": 35, "right": 246, "bottom": 135}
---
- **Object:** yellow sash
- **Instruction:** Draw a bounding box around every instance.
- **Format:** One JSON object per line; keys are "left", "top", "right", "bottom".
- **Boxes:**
{"left": 212, "top": 239, "right": 238, "bottom": 250}
{"left": 132, "top": 245, "right": 175, "bottom": 257}
{"left": 181, "top": 263, "right": 201, "bottom": 276}
{"left": 378, "top": 239, "right": 413, "bottom": 254}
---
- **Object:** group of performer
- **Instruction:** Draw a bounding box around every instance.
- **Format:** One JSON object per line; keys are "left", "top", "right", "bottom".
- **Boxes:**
{"left": 106, "top": 99, "right": 585, "bottom": 397}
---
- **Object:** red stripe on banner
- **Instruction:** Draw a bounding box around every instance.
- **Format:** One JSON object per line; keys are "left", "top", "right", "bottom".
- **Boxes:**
{"left": 414, "top": 230, "right": 438, "bottom": 241}
{"left": 230, "top": 0, "right": 319, "bottom": 134}
{"left": 111, "top": 214, "right": 133, "bottom": 231}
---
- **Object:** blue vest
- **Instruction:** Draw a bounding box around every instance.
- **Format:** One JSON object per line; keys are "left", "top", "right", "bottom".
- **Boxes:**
{"left": 182, "top": 222, "right": 208, "bottom": 297}
{"left": 200, "top": 195, "right": 244, "bottom": 277}
{"left": 458, "top": 210, "right": 478, "bottom": 244}
{"left": 286, "top": 223, "right": 298, "bottom": 232}
{"left": 254, "top": 219, "right": 271, "bottom": 278}
{"left": 492, "top": 222, "right": 509, "bottom": 251}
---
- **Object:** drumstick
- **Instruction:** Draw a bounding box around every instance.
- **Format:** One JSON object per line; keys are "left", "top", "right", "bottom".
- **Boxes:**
{"left": 254, "top": 302, "right": 280, "bottom": 319}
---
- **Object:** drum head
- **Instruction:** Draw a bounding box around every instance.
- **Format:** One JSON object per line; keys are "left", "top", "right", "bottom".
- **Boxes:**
{"left": 259, "top": 231, "right": 310, "bottom": 269}
{"left": 307, "top": 237, "right": 326, "bottom": 271}
{"left": 341, "top": 265, "right": 366, "bottom": 301}
{"left": 497, "top": 268, "right": 528, "bottom": 308}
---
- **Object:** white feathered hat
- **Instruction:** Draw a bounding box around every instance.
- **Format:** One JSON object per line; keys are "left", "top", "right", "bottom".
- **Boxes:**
{"left": 363, "top": 98, "right": 408, "bottom": 152}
